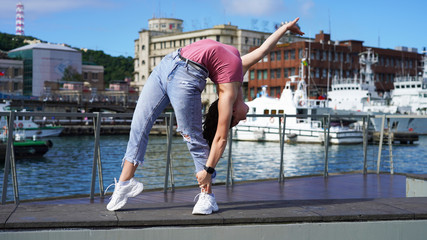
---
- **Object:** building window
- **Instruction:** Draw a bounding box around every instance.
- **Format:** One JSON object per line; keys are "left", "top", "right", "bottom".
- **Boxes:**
{"left": 84, "top": 72, "right": 88, "bottom": 80}
{"left": 250, "top": 88, "right": 255, "bottom": 99}
{"left": 92, "top": 73, "right": 98, "bottom": 79}
{"left": 276, "top": 69, "right": 281, "bottom": 78}
{"left": 276, "top": 51, "right": 281, "bottom": 61}
{"left": 263, "top": 70, "right": 268, "bottom": 79}
{"left": 298, "top": 49, "right": 303, "bottom": 59}
{"left": 284, "top": 68, "right": 289, "bottom": 78}
{"left": 290, "top": 49, "right": 295, "bottom": 59}
{"left": 315, "top": 68, "right": 320, "bottom": 78}
{"left": 257, "top": 70, "right": 262, "bottom": 80}
{"left": 216, "top": 35, "right": 220, "bottom": 42}
{"left": 250, "top": 70, "right": 255, "bottom": 80}
{"left": 245, "top": 37, "right": 248, "bottom": 44}
{"left": 263, "top": 55, "right": 268, "bottom": 62}
{"left": 270, "top": 69, "right": 275, "bottom": 79}
{"left": 284, "top": 51, "right": 289, "bottom": 60}
{"left": 270, "top": 52, "right": 275, "bottom": 61}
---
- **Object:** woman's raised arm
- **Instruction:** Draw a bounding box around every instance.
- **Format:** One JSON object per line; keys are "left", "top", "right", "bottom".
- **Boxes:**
{"left": 241, "top": 17, "right": 304, "bottom": 74}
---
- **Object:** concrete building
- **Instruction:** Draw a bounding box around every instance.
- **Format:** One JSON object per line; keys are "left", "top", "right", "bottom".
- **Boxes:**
{"left": 8, "top": 43, "right": 82, "bottom": 97}
{"left": 82, "top": 64, "right": 104, "bottom": 91}
{"left": 247, "top": 30, "right": 422, "bottom": 100}
{"left": 7, "top": 43, "right": 105, "bottom": 98}
{"left": 133, "top": 18, "right": 305, "bottom": 106}
{"left": 0, "top": 59, "right": 24, "bottom": 96}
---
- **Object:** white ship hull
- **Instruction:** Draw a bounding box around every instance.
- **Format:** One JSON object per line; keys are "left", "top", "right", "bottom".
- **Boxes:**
{"left": 233, "top": 121, "right": 363, "bottom": 144}
{"left": 370, "top": 116, "right": 427, "bottom": 135}
{"left": 17, "top": 127, "right": 64, "bottom": 138}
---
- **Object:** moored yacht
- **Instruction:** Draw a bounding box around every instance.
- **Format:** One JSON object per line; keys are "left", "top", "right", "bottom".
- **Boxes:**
{"left": 327, "top": 49, "right": 427, "bottom": 134}
{"left": 233, "top": 75, "right": 363, "bottom": 144}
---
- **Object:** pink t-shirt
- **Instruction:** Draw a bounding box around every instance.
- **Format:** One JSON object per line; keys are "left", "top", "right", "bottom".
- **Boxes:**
{"left": 180, "top": 39, "right": 243, "bottom": 84}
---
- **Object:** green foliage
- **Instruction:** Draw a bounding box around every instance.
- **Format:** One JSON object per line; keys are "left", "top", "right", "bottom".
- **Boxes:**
{"left": 81, "top": 49, "right": 133, "bottom": 87}
{"left": 0, "top": 32, "right": 134, "bottom": 87}
{"left": 61, "top": 66, "right": 83, "bottom": 82}
{"left": 0, "top": 32, "right": 39, "bottom": 52}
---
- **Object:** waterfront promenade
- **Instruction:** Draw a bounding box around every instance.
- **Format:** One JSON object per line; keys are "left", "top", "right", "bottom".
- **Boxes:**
{"left": 1, "top": 173, "right": 427, "bottom": 240}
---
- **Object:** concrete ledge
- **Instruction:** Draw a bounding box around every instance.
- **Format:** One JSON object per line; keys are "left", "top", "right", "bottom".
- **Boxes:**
{"left": 406, "top": 174, "right": 427, "bottom": 197}
{"left": 1, "top": 198, "right": 427, "bottom": 230}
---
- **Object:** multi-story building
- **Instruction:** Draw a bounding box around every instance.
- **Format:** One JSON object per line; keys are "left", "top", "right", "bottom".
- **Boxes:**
{"left": 82, "top": 63, "right": 104, "bottom": 91}
{"left": 247, "top": 30, "right": 422, "bottom": 100}
{"left": 8, "top": 43, "right": 83, "bottom": 97}
{"left": 133, "top": 18, "right": 305, "bottom": 106}
{"left": 0, "top": 58, "right": 24, "bottom": 96}
{"left": 7, "top": 43, "right": 105, "bottom": 98}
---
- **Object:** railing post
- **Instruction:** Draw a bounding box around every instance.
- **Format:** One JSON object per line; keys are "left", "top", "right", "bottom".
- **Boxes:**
{"left": 168, "top": 113, "right": 175, "bottom": 192}
{"left": 164, "top": 112, "right": 175, "bottom": 193}
{"left": 362, "top": 115, "right": 370, "bottom": 174}
{"left": 10, "top": 141, "right": 19, "bottom": 205}
{"left": 226, "top": 128, "right": 233, "bottom": 186}
{"left": 1, "top": 111, "right": 19, "bottom": 204}
{"left": 279, "top": 114, "right": 287, "bottom": 182}
{"left": 387, "top": 119, "right": 394, "bottom": 174}
{"left": 90, "top": 112, "right": 102, "bottom": 200}
{"left": 96, "top": 113, "right": 104, "bottom": 197}
{"left": 377, "top": 114, "right": 386, "bottom": 174}
{"left": 323, "top": 114, "right": 331, "bottom": 177}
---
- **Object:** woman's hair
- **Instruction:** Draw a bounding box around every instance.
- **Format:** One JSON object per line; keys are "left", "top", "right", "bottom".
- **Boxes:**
{"left": 202, "top": 99, "right": 234, "bottom": 148}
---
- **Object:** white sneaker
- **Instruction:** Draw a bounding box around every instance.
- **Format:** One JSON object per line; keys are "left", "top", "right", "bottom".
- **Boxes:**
{"left": 106, "top": 178, "right": 144, "bottom": 211}
{"left": 192, "top": 192, "right": 219, "bottom": 215}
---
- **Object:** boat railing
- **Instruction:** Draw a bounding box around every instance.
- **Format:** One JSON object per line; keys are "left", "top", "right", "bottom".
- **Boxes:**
{"left": 1, "top": 111, "right": 427, "bottom": 204}
{"left": 306, "top": 99, "right": 328, "bottom": 108}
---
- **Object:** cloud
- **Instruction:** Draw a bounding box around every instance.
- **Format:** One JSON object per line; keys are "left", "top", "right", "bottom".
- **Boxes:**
{"left": 0, "top": 0, "right": 116, "bottom": 19}
{"left": 221, "top": 0, "right": 286, "bottom": 17}
{"left": 299, "top": 0, "right": 315, "bottom": 16}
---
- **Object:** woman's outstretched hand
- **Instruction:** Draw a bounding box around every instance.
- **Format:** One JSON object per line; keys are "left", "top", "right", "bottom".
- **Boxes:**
{"left": 283, "top": 17, "right": 305, "bottom": 36}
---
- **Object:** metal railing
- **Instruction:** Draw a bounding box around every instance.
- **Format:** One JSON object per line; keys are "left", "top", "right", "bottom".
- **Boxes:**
{"left": 1, "top": 111, "right": 425, "bottom": 204}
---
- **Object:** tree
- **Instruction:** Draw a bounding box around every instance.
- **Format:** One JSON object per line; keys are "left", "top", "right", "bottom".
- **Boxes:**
{"left": 61, "top": 66, "right": 83, "bottom": 82}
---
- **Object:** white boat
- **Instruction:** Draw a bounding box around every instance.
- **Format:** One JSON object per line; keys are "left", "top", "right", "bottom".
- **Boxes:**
{"left": 0, "top": 102, "right": 64, "bottom": 138}
{"left": 233, "top": 75, "right": 363, "bottom": 144}
{"left": 327, "top": 49, "right": 427, "bottom": 134}
{"left": 390, "top": 54, "right": 427, "bottom": 114}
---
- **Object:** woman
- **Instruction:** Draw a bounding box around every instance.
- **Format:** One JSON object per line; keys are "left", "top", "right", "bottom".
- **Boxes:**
{"left": 106, "top": 17, "right": 304, "bottom": 214}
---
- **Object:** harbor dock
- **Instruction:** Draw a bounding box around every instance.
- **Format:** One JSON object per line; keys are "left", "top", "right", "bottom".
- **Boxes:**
{"left": 1, "top": 173, "right": 427, "bottom": 240}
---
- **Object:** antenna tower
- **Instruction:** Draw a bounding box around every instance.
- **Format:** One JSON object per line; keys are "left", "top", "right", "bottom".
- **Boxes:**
{"left": 16, "top": 2, "right": 24, "bottom": 35}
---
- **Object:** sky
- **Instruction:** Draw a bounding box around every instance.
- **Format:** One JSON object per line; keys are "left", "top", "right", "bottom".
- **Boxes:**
{"left": 0, "top": 0, "right": 426, "bottom": 57}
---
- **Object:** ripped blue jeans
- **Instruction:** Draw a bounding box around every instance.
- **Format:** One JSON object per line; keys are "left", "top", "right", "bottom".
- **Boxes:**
{"left": 123, "top": 49, "right": 211, "bottom": 174}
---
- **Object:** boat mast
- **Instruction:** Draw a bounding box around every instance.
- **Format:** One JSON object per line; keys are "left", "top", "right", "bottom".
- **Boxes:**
{"left": 359, "top": 48, "right": 378, "bottom": 85}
